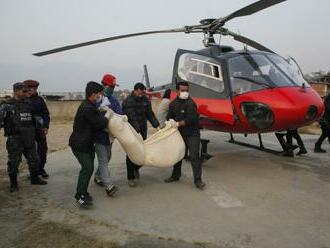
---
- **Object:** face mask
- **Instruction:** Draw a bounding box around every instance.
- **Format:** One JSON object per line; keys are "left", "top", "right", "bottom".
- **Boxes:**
{"left": 96, "top": 95, "right": 103, "bottom": 104}
{"left": 179, "top": 91, "right": 189, "bottom": 100}
{"left": 104, "top": 87, "right": 114, "bottom": 97}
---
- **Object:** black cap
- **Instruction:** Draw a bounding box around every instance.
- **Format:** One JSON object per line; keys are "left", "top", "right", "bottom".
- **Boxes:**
{"left": 134, "top": 82, "right": 146, "bottom": 91}
{"left": 13, "top": 82, "right": 28, "bottom": 92}
{"left": 85, "top": 81, "right": 104, "bottom": 98}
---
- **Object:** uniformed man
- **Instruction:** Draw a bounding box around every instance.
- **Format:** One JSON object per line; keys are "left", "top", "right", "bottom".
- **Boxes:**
{"left": 164, "top": 81, "right": 206, "bottom": 190}
{"left": 0, "top": 82, "right": 47, "bottom": 192}
{"left": 24, "top": 80, "right": 50, "bottom": 178}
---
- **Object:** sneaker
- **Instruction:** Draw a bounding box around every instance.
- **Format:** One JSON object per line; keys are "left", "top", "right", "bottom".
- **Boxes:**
{"left": 94, "top": 177, "right": 105, "bottom": 187}
{"left": 76, "top": 195, "right": 93, "bottom": 208}
{"left": 39, "top": 169, "right": 49, "bottom": 179}
{"left": 105, "top": 185, "right": 119, "bottom": 197}
{"left": 164, "top": 177, "right": 179, "bottom": 183}
{"left": 128, "top": 180, "right": 136, "bottom": 187}
{"left": 31, "top": 176, "right": 48, "bottom": 185}
{"left": 195, "top": 180, "right": 206, "bottom": 190}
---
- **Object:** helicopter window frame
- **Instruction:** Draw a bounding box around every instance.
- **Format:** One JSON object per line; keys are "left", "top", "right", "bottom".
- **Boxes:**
{"left": 177, "top": 53, "right": 225, "bottom": 94}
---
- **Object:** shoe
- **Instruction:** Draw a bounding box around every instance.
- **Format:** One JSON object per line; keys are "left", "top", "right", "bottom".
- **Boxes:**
{"left": 9, "top": 175, "right": 18, "bottom": 193}
{"left": 94, "top": 177, "right": 105, "bottom": 187}
{"left": 195, "top": 180, "right": 206, "bottom": 190}
{"left": 296, "top": 148, "right": 307, "bottom": 155}
{"left": 105, "top": 184, "right": 119, "bottom": 197}
{"left": 128, "top": 180, "right": 136, "bottom": 187}
{"left": 31, "top": 176, "right": 48, "bottom": 185}
{"left": 85, "top": 192, "right": 93, "bottom": 202}
{"left": 76, "top": 195, "right": 93, "bottom": 208}
{"left": 282, "top": 151, "right": 294, "bottom": 157}
{"left": 134, "top": 169, "right": 140, "bottom": 180}
{"left": 314, "top": 147, "right": 326, "bottom": 153}
{"left": 39, "top": 169, "right": 49, "bottom": 179}
{"left": 164, "top": 177, "right": 179, "bottom": 183}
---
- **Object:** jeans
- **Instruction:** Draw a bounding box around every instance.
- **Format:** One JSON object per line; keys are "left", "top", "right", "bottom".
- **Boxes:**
{"left": 171, "top": 135, "right": 202, "bottom": 183}
{"left": 72, "top": 149, "right": 95, "bottom": 199}
{"left": 315, "top": 124, "right": 330, "bottom": 148}
{"left": 94, "top": 143, "right": 112, "bottom": 185}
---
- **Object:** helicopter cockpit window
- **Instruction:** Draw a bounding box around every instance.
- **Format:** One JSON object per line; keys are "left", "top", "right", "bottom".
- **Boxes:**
{"left": 267, "top": 54, "right": 310, "bottom": 88}
{"left": 229, "top": 54, "right": 298, "bottom": 95}
{"left": 178, "top": 53, "right": 224, "bottom": 93}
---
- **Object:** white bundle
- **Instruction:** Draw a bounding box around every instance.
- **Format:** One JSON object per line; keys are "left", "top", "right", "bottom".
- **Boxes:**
{"left": 105, "top": 108, "right": 185, "bottom": 167}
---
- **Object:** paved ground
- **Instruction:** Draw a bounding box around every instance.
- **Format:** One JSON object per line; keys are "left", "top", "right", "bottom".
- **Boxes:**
{"left": 30, "top": 130, "right": 330, "bottom": 248}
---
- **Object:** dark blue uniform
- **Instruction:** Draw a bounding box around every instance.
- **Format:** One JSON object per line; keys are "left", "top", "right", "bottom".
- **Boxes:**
{"left": 28, "top": 94, "right": 50, "bottom": 175}
{"left": 0, "top": 98, "right": 40, "bottom": 186}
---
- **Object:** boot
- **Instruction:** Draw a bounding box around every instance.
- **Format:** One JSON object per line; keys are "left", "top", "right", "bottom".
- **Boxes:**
{"left": 31, "top": 176, "right": 48, "bottom": 185}
{"left": 9, "top": 175, "right": 18, "bottom": 193}
{"left": 314, "top": 146, "right": 326, "bottom": 153}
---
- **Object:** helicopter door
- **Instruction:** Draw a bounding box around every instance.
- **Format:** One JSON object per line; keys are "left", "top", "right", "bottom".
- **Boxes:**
{"left": 172, "top": 50, "right": 235, "bottom": 126}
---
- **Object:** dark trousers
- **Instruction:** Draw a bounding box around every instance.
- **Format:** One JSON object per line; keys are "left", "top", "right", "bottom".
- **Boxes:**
{"left": 286, "top": 129, "right": 305, "bottom": 149}
{"left": 36, "top": 130, "right": 48, "bottom": 172}
{"left": 6, "top": 135, "right": 39, "bottom": 178}
{"left": 315, "top": 124, "right": 330, "bottom": 148}
{"left": 72, "top": 149, "right": 95, "bottom": 199}
{"left": 126, "top": 128, "right": 146, "bottom": 180}
{"left": 171, "top": 135, "right": 202, "bottom": 183}
{"left": 126, "top": 156, "right": 141, "bottom": 180}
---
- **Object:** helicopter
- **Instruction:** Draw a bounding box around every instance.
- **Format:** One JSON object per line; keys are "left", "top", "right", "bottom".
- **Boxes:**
{"left": 33, "top": 0, "right": 324, "bottom": 153}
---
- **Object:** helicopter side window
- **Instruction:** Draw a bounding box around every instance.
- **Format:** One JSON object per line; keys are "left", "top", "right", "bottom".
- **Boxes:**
{"left": 178, "top": 53, "right": 224, "bottom": 93}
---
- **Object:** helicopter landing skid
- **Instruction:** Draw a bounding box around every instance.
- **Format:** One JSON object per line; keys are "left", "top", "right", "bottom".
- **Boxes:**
{"left": 228, "top": 133, "right": 283, "bottom": 155}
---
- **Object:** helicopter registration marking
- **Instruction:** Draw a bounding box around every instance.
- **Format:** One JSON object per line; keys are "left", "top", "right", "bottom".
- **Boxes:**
{"left": 206, "top": 183, "right": 244, "bottom": 208}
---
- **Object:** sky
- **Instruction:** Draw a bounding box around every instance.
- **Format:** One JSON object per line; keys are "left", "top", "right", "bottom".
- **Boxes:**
{"left": 0, "top": 0, "right": 329, "bottom": 92}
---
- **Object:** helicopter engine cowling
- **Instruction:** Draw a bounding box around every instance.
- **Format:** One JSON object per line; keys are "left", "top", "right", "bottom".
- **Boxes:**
{"left": 232, "top": 86, "right": 324, "bottom": 133}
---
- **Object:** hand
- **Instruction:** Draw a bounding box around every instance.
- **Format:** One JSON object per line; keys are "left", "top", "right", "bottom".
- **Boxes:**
{"left": 104, "top": 110, "right": 113, "bottom": 119}
{"left": 43, "top": 128, "right": 48, "bottom": 135}
{"left": 100, "top": 106, "right": 111, "bottom": 112}
{"left": 178, "top": 120, "right": 185, "bottom": 127}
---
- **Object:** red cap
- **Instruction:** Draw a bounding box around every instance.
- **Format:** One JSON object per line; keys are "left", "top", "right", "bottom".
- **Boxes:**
{"left": 101, "top": 74, "right": 119, "bottom": 87}
{"left": 24, "top": 79, "right": 40, "bottom": 88}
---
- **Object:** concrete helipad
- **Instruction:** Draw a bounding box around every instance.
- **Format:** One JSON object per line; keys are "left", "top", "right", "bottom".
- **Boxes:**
{"left": 41, "top": 131, "right": 330, "bottom": 248}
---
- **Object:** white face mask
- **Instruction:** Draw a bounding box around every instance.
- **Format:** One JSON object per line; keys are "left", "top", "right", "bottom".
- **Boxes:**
{"left": 96, "top": 95, "right": 103, "bottom": 104}
{"left": 179, "top": 91, "right": 189, "bottom": 100}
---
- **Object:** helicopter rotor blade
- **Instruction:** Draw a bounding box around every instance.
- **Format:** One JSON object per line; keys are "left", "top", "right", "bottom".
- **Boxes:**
{"left": 222, "top": 29, "right": 275, "bottom": 53}
{"left": 212, "top": 0, "right": 287, "bottom": 28}
{"left": 33, "top": 27, "right": 200, "bottom": 56}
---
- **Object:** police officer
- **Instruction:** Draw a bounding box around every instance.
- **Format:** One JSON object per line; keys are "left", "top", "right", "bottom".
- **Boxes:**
{"left": 164, "top": 81, "right": 206, "bottom": 190}
{"left": 0, "top": 83, "right": 47, "bottom": 192}
{"left": 122, "top": 82, "right": 160, "bottom": 187}
{"left": 24, "top": 80, "right": 50, "bottom": 178}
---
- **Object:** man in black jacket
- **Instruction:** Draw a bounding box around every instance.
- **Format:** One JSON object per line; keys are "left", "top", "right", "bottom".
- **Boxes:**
{"left": 315, "top": 93, "right": 330, "bottom": 153}
{"left": 69, "top": 81, "right": 110, "bottom": 208}
{"left": 24, "top": 80, "right": 50, "bottom": 178}
{"left": 0, "top": 82, "right": 47, "bottom": 192}
{"left": 164, "top": 81, "right": 205, "bottom": 190}
{"left": 122, "top": 82, "right": 159, "bottom": 187}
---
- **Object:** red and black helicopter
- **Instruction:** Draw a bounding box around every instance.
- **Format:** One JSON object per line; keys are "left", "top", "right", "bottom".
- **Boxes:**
{"left": 33, "top": 0, "right": 324, "bottom": 154}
